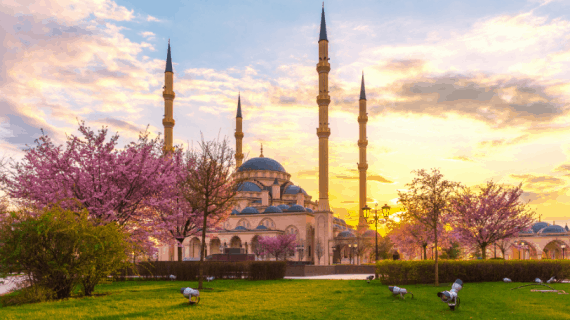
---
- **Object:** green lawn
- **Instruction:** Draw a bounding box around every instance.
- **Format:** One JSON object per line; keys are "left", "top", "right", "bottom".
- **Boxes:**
{"left": 1, "top": 279, "right": 569, "bottom": 319}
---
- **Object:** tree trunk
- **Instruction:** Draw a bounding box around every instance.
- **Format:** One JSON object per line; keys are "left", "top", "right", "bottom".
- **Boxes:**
{"left": 481, "top": 244, "right": 487, "bottom": 260}
{"left": 178, "top": 245, "right": 183, "bottom": 262}
{"left": 434, "top": 229, "right": 439, "bottom": 286}
{"left": 198, "top": 212, "right": 208, "bottom": 290}
{"left": 423, "top": 245, "right": 427, "bottom": 261}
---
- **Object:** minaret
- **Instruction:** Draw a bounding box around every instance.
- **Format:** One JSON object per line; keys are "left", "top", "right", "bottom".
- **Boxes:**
{"left": 358, "top": 72, "right": 368, "bottom": 230}
{"left": 235, "top": 93, "right": 244, "bottom": 168}
{"left": 162, "top": 39, "right": 175, "bottom": 154}
{"left": 316, "top": 3, "right": 331, "bottom": 212}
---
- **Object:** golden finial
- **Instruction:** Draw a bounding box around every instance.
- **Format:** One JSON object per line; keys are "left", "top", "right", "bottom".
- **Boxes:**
{"left": 322, "top": 2, "right": 324, "bottom": 8}
{"left": 260, "top": 143, "right": 264, "bottom": 157}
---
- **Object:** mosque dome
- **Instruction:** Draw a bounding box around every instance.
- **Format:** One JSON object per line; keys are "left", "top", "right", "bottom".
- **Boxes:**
{"left": 234, "top": 226, "right": 248, "bottom": 231}
{"left": 287, "top": 204, "right": 306, "bottom": 212}
{"left": 531, "top": 222, "right": 549, "bottom": 233}
{"left": 231, "top": 209, "right": 239, "bottom": 215}
{"left": 338, "top": 231, "right": 354, "bottom": 238}
{"left": 263, "top": 206, "right": 283, "bottom": 213}
{"left": 237, "top": 182, "right": 262, "bottom": 192}
{"left": 538, "top": 225, "right": 567, "bottom": 234}
{"left": 238, "top": 157, "right": 286, "bottom": 173}
{"left": 284, "top": 185, "right": 308, "bottom": 195}
{"left": 255, "top": 225, "right": 268, "bottom": 230}
{"left": 277, "top": 204, "right": 290, "bottom": 211}
{"left": 305, "top": 208, "right": 314, "bottom": 213}
{"left": 241, "top": 207, "right": 259, "bottom": 214}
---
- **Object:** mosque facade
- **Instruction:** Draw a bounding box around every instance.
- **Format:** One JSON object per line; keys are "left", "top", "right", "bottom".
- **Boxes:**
{"left": 157, "top": 6, "right": 378, "bottom": 264}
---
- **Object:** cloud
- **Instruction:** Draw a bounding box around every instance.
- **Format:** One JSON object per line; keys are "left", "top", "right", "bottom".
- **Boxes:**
{"left": 478, "top": 135, "right": 530, "bottom": 148}
{"left": 146, "top": 15, "right": 161, "bottom": 22}
{"left": 445, "top": 156, "right": 475, "bottom": 162}
{"left": 335, "top": 173, "right": 393, "bottom": 183}
{"left": 510, "top": 174, "right": 566, "bottom": 189}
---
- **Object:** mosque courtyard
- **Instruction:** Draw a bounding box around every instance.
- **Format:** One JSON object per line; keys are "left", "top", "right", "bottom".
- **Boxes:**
{"left": 1, "top": 278, "right": 568, "bottom": 319}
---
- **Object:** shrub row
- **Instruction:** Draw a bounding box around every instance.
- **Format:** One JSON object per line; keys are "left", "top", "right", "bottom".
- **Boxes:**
{"left": 112, "top": 261, "right": 286, "bottom": 281}
{"left": 376, "top": 260, "right": 570, "bottom": 285}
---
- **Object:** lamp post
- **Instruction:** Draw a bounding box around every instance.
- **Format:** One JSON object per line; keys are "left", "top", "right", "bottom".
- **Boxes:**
{"left": 349, "top": 244, "right": 353, "bottom": 264}
{"left": 521, "top": 242, "right": 526, "bottom": 260}
{"left": 363, "top": 203, "right": 391, "bottom": 264}
{"left": 354, "top": 243, "right": 358, "bottom": 265}
{"left": 562, "top": 244, "right": 566, "bottom": 260}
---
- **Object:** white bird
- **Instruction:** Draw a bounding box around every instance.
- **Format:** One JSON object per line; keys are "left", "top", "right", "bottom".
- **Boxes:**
{"left": 547, "top": 276, "right": 556, "bottom": 284}
{"left": 503, "top": 278, "right": 512, "bottom": 282}
{"left": 366, "top": 275, "right": 374, "bottom": 283}
{"left": 181, "top": 287, "right": 200, "bottom": 305}
{"left": 535, "top": 278, "right": 542, "bottom": 283}
{"left": 169, "top": 274, "right": 176, "bottom": 281}
{"left": 206, "top": 276, "right": 214, "bottom": 282}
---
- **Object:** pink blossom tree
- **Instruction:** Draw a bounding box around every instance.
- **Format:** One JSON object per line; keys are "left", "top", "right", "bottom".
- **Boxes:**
{"left": 449, "top": 181, "right": 535, "bottom": 259}
{"left": 0, "top": 121, "right": 180, "bottom": 254}
{"left": 258, "top": 234, "right": 297, "bottom": 261}
{"left": 388, "top": 218, "right": 454, "bottom": 260}
{"left": 178, "top": 135, "right": 246, "bottom": 289}
{"left": 397, "top": 168, "right": 460, "bottom": 285}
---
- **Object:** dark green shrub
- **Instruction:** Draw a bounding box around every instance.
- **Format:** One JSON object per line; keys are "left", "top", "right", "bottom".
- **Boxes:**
{"left": 0, "top": 203, "right": 130, "bottom": 299}
{"left": 112, "top": 261, "right": 286, "bottom": 281}
{"left": 376, "top": 260, "right": 570, "bottom": 285}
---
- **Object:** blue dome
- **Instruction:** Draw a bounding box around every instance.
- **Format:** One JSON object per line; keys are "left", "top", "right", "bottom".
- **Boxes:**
{"left": 277, "top": 204, "right": 290, "bottom": 211}
{"left": 255, "top": 225, "right": 268, "bottom": 230}
{"left": 305, "top": 208, "right": 314, "bottom": 213}
{"left": 234, "top": 226, "right": 247, "bottom": 231}
{"left": 237, "top": 182, "right": 262, "bottom": 192}
{"left": 338, "top": 231, "right": 354, "bottom": 238}
{"left": 241, "top": 207, "right": 259, "bottom": 214}
{"left": 531, "top": 222, "right": 549, "bottom": 233}
{"left": 284, "top": 185, "right": 308, "bottom": 195}
{"left": 231, "top": 209, "right": 239, "bottom": 215}
{"left": 263, "top": 206, "right": 283, "bottom": 213}
{"left": 238, "top": 157, "right": 286, "bottom": 173}
{"left": 287, "top": 204, "right": 306, "bottom": 212}
{"left": 538, "top": 225, "right": 566, "bottom": 234}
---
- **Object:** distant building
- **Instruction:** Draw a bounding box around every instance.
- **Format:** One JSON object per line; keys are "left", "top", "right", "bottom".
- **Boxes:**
{"left": 157, "top": 6, "right": 378, "bottom": 264}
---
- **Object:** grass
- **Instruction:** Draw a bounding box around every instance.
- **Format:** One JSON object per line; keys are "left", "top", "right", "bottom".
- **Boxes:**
{"left": 1, "top": 279, "right": 569, "bottom": 319}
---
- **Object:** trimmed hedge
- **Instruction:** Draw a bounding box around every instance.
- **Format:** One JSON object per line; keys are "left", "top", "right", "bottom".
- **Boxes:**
{"left": 376, "top": 260, "right": 570, "bottom": 285}
{"left": 112, "top": 261, "right": 286, "bottom": 281}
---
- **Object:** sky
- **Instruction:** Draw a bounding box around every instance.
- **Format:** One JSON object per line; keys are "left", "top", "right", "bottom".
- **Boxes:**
{"left": 1, "top": 0, "right": 570, "bottom": 229}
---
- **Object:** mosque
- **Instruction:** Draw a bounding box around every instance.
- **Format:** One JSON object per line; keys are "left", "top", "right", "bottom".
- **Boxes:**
{"left": 157, "top": 6, "right": 379, "bottom": 264}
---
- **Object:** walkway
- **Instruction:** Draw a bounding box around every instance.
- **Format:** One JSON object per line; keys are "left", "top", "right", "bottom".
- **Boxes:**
{"left": 284, "top": 274, "right": 375, "bottom": 280}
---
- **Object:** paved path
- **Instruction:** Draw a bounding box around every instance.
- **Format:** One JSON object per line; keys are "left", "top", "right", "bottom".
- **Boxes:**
{"left": 0, "top": 275, "right": 27, "bottom": 295}
{"left": 285, "top": 274, "right": 375, "bottom": 280}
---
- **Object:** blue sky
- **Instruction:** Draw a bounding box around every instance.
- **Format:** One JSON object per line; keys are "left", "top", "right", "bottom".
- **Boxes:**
{"left": 1, "top": 0, "right": 570, "bottom": 227}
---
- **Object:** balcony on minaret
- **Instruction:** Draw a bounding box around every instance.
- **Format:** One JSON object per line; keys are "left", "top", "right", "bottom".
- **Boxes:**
{"left": 357, "top": 139, "right": 368, "bottom": 148}
{"left": 162, "top": 89, "right": 175, "bottom": 100}
{"left": 261, "top": 189, "right": 269, "bottom": 206}
{"left": 357, "top": 115, "right": 368, "bottom": 123}
{"left": 296, "top": 190, "right": 305, "bottom": 207}
{"left": 162, "top": 118, "right": 175, "bottom": 128}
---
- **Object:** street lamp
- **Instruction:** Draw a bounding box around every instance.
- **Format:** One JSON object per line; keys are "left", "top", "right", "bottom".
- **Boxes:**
{"left": 562, "top": 244, "right": 566, "bottom": 260}
{"left": 349, "top": 244, "right": 353, "bottom": 264}
{"left": 363, "top": 203, "right": 391, "bottom": 264}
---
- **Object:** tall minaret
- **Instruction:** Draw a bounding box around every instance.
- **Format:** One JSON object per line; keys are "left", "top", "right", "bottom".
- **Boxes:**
{"left": 316, "top": 3, "right": 331, "bottom": 212}
{"left": 162, "top": 40, "right": 175, "bottom": 154}
{"left": 235, "top": 93, "right": 244, "bottom": 168}
{"left": 357, "top": 72, "right": 368, "bottom": 230}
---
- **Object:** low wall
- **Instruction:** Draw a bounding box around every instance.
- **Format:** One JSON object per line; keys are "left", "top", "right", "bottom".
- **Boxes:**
{"left": 284, "top": 265, "right": 376, "bottom": 277}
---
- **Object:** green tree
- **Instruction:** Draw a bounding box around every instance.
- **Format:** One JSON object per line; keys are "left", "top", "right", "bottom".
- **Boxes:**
{"left": 0, "top": 201, "right": 129, "bottom": 299}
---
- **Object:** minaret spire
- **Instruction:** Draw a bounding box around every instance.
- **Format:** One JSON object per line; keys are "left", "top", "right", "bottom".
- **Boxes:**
{"left": 260, "top": 144, "right": 264, "bottom": 157}
{"left": 162, "top": 40, "right": 175, "bottom": 154}
{"left": 316, "top": 4, "right": 331, "bottom": 213}
{"left": 357, "top": 71, "right": 369, "bottom": 230}
{"left": 165, "top": 39, "right": 173, "bottom": 73}
{"left": 319, "top": 3, "right": 328, "bottom": 42}
{"left": 237, "top": 91, "right": 242, "bottom": 118}
{"left": 360, "top": 71, "right": 366, "bottom": 100}
{"left": 235, "top": 92, "right": 244, "bottom": 168}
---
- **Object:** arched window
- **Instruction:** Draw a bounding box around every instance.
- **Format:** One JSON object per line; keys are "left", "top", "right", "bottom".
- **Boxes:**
{"left": 260, "top": 218, "right": 275, "bottom": 229}
{"left": 237, "top": 219, "right": 251, "bottom": 229}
